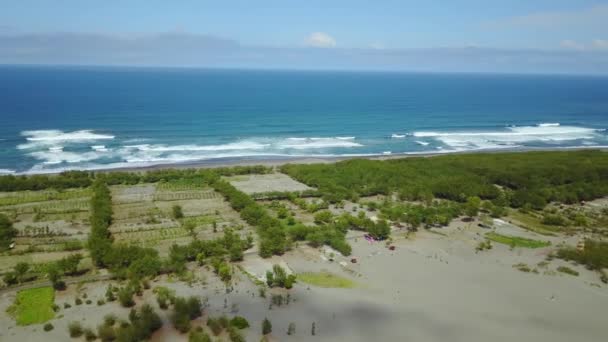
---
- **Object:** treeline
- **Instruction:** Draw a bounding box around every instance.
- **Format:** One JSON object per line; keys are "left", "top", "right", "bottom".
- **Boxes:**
{"left": 0, "top": 165, "right": 272, "bottom": 192}
{"left": 282, "top": 151, "right": 608, "bottom": 209}
{"left": 0, "top": 171, "right": 92, "bottom": 192}
{"left": 211, "top": 180, "right": 288, "bottom": 257}
{"left": 88, "top": 180, "right": 114, "bottom": 266}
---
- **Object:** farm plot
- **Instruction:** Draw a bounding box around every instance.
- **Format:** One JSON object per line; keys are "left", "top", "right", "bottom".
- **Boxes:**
{"left": 225, "top": 173, "right": 313, "bottom": 194}
{"left": 0, "top": 189, "right": 92, "bottom": 255}
{"left": 109, "top": 184, "right": 253, "bottom": 251}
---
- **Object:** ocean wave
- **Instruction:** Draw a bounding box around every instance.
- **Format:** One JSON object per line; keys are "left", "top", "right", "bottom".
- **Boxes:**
{"left": 91, "top": 145, "right": 109, "bottom": 152}
{"left": 391, "top": 134, "right": 406, "bottom": 138}
{"left": 412, "top": 124, "right": 602, "bottom": 150}
{"left": 538, "top": 123, "right": 560, "bottom": 127}
{"left": 18, "top": 129, "right": 115, "bottom": 150}
{"left": 280, "top": 137, "right": 362, "bottom": 149}
{"left": 415, "top": 141, "right": 430, "bottom": 146}
{"left": 124, "top": 141, "right": 270, "bottom": 152}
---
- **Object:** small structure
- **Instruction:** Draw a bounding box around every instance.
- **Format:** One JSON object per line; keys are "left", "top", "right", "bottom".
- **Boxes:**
{"left": 388, "top": 245, "right": 396, "bottom": 251}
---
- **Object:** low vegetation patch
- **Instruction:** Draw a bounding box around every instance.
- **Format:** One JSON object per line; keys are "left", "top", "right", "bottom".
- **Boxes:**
{"left": 556, "top": 239, "right": 608, "bottom": 271}
{"left": 298, "top": 271, "right": 355, "bottom": 288}
{"left": 557, "top": 266, "right": 579, "bottom": 276}
{"left": 485, "top": 232, "right": 550, "bottom": 248}
{"left": 7, "top": 286, "right": 55, "bottom": 325}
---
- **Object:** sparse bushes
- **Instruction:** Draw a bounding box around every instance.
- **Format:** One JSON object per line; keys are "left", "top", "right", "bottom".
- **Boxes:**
{"left": 189, "top": 330, "right": 212, "bottom": 342}
{"left": 556, "top": 239, "right": 608, "bottom": 271}
{"left": 43, "top": 323, "right": 54, "bottom": 331}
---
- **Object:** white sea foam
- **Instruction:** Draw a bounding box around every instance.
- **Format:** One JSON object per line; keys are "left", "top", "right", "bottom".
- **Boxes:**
{"left": 538, "top": 123, "right": 560, "bottom": 127}
{"left": 415, "top": 141, "right": 430, "bottom": 146}
{"left": 412, "top": 124, "right": 602, "bottom": 150}
{"left": 92, "top": 145, "right": 109, "bottom": 152}
{"left": 279, "top": 137, "right": 362, "bottom": 149}
{"left": 391, "top": 134, "right": 406, "bottom": 138}
{"left": 49, "top": 146, "right": 63, "bottom": 153}
{"left": 18, "top": 129, "right": 115, "bottom": 150}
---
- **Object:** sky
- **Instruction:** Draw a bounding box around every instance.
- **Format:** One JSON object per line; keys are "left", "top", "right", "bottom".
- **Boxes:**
{"left": 1, "top": 0, "right": 608, "bottom": 73}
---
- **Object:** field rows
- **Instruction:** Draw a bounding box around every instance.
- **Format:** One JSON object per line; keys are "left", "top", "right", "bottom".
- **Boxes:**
{"left": 0, "top": 189, "right": 91, "bottom": 206}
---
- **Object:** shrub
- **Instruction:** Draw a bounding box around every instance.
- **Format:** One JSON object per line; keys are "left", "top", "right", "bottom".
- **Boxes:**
{"left": 230, "top": 316, "right": 250, "bottom": 329}
{"left": 84, "top": 328, "right": 97, "bottom": 341}
{"left": 97, "top": 315, "right": 113, "bottom": 329}
{"left": 228, "top": 326, "right": 245, "bottom": 342}
{"left": 43, "top": 323, "right": 54, "bottom": 331}
{"left": 207, "top": 317, "right": 223, "bottom": 336}
{"left": 118, "top": 286, "right": 135, "bottom": 307}
{"left": 75, "top": 298, "right": 82, "bottom": 306}
{"left": 85, "top": 299, "right": 92, "bottom": 305}
{"left": 262, "top": 318, "right": 272, "bottom": 335}
{"left": 97, "top": 299, "right": 105, "bottom": 306}
{"left": 68, "top": 321, "right": 84, "bottom": 338}
{"left": 189, "top": 330, "right": 212, "bottom": 342}
{"left": 172, "top": 205, "right": 184, "bottom": 219}
{"left": 97, "top": 324, "right": 116, "bottom": 341}
{"left": 557, "top": 266, "right": 579, "bottom": 276}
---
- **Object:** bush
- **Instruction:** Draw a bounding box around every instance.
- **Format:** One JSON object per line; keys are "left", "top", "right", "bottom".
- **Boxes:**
{"left": 207, "top": 317, "right": 223, "bottom": 336}
{"left": 262, "top": 318, "right": 272, "bottom": 335}
{"left": 75, "top": 298, "right": 83, "bottom": 306}
{"left": 97, "top": 324, "right": 116, "bottom": 341}
{"left": 97, "top": 299, "right": 105, "bottom": 306}
{"left": 118, "top": 286, "right": 135, "bottom": 307}
{"left": 68, "top": 321, "right": 84, "bottom": 338}
{"left": 84, "top": 328, "right": 97, "bottom": 341}
{"left": 189, "top": 330, "right": 212, "bottom": 342}
{"left": 43, "top": 323, "right": 54, "bottom": 331}
{"left": 228, "top": 326, "right": 245, "bottom": 342}
{"left": 557, "top": 266, "right": 579, "bottom": 276}
{"left": 104, "top": 314, "right": 117, "bottom": 326}
{"left": 230, "top": 316, "right": 250, "bottom": 329}
{"left": 172, "top": 205, "right": 184, "bottom": 219}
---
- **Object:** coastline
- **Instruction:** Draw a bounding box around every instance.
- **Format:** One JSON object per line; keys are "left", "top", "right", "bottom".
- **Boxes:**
{"left": 91, "top": 146, "right": 608, "bottom": 175}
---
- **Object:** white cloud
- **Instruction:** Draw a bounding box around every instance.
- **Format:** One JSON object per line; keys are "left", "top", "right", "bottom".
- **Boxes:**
{"left": 305, "top": 32, "right": 336, "bottom": 48}
{"left": 593, "top": 39, "right": 608, "bottom": 50}
{"left": 560, "top": 39, "right": 585, "bottom": 50}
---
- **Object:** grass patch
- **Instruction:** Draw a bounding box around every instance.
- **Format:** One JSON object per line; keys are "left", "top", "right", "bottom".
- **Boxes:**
{"left": 508, "top": 211, "right": 558, "bottom": 236}
{"left": 557, "top": 266, "right": 579, "bottom": 276}
{"left": 298, "top": 271, "right": 355, "bottom": 288}
{"left": 485, "top": 232, "right": 551, "bottom": 248}
{"left": 7, "top": 287, "right": 55, "bottom": 325}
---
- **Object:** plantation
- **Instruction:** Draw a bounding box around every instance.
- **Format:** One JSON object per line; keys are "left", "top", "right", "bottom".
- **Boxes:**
{"left": 282, "top": 151, "right": 608, "bottom": 208}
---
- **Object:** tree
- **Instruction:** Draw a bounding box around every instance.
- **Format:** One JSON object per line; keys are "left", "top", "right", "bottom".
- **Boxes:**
{"left": 0, "top": 213, "right": 17, "bottom": 250}
{"left": 14, "top": 262, "right": 30, "bottom": 283}
{"left": 262, "top": 318, "right": 272, "bottom": 335}
{"left": 464, "top": 196, "right": 481, "bottom": 218}
{"left": 47, "top": 264, "right": 65, "bottom": 290}
{"left": 287, "top": 322, "right": 296, "bottom": 335}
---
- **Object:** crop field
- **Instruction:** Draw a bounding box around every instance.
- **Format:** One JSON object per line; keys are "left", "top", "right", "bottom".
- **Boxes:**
{"left": 0, "top": 188, "right": 92, "bottom": 262}
{"left": 226, "top": 173, "right": 313, "bottom": 194}
{"left": 109, "top": 183, "right": 253, "bottom": 254}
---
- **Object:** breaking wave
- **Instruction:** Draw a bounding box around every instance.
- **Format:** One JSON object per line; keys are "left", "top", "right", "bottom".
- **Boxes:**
{"left": 412, "top": 123, "right": 603, "bottom": 150}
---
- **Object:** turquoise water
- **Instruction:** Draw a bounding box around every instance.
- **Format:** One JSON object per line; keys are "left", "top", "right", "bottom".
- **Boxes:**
{"left": 1, "top": 65, "right": 607, "bottom": 174}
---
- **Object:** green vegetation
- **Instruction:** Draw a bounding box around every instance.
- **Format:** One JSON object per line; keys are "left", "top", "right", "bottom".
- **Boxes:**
{"left": 266, "top": 264, "right": 297, "bottom": 289}
{"left": 0, "top": 213, "right": 17, "bottom": 250}
{"left": 556, "top": 239, "right": 608, "bottom": 271}
{"left": 0, "top": 170, "right": 92, "bottom": 192}
{"left": 557, "top": 266, "right": 580, "bottom": 276}
{"left": 7, "top": 287, "right": 55, "bottom": 325}
{"left": 485, "top": 232, "right": 551, "bottom": 248}
{"left": 171, "top": 296, "right": 203, "bottom": 333}
{"left": 282, "top": 151, "right": 608, "bottom": 208}
{"left": 513, "top": 263, "right": 532, "bottom": 273}
{"left": 262, "top": 318, "right": 272, "bottom": 335}
{"left": 68, "top": 321, "right": 84, "bottom": 338}
{"left": 87, "top": 179, "right": 114, "bottom": 266}
{"left": 298, "top": 271, "right": 356, "bottom": 288}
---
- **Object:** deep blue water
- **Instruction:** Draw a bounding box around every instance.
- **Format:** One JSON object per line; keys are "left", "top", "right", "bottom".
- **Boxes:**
{"left": 1, "top": 65, "right": 608, "bottom": 174}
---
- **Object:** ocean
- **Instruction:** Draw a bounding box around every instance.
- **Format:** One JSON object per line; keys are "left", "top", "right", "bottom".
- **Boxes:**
{"left": 1, "top": 65, "right": 608, "bottom": 174}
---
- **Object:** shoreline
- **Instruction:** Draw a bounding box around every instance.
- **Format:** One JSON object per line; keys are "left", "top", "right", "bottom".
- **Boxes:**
{"left": 92, "top": 146, "right": 608, "bottom": 174}
{"left": 2, "top": 146, "right": 606, "bottom": 176}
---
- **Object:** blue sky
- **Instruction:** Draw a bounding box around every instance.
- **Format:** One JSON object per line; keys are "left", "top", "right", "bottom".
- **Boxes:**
{"left": 1, "top": 1, "right": 608, "bottom": 73}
